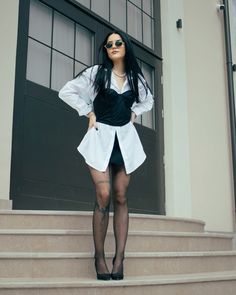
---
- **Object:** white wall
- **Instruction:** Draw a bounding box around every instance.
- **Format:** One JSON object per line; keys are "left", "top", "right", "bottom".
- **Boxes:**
{"left": 0, "top": 1, "right": 19, "bottom": 208}
{"left": 161, "top": 0, "right": 235, "bottom": 231}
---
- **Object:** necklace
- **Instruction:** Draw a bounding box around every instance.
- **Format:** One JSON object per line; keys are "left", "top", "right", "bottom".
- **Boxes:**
{"left": 112, "top": 70, "right": 126, "bottom": 78}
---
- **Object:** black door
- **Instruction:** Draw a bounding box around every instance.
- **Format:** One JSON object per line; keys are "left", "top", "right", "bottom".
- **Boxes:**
{"left": 11, "top": 0, "right": 165, "bottom": 214}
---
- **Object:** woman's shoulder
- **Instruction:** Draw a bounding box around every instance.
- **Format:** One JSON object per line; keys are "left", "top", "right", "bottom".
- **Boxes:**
{"left": 75, "top": 64, "right": 101, "bottom": 82}
{"left": 82, "top": 64, "right": 100, "bottom": 76}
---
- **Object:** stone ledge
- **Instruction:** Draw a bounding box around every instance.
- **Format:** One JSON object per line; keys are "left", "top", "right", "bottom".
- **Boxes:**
{"left": 0, "top": 271, "right": 236, "bottom": 288}
{"left": 1, "top": 250, "right": 236, "bottom": 259}
{"left": 0, "top": 210, "right": 205, "bottom": 225}
{"left": 0, "top": 229, "right": 232, "bottom": 239}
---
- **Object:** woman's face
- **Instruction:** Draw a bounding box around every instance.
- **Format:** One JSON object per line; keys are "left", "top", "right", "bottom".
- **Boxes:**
{"left": 105, "top": 33, "right": 126, "bottom": 63}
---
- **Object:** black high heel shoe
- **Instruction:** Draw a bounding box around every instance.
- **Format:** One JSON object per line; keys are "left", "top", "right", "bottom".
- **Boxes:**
{"left": 111, "top": 257, "right": 124, "bottom": 280}
{"left": 94, "top": 258, "right": 111, "bottom": 281}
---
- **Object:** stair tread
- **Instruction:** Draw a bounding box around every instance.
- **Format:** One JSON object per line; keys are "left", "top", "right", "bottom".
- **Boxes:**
{"left": 0, "top": 210, "right": 205, "bottom": 224}
{"left": 0, "top": 251, "right": 236, "bottom": 259}
{"left": 0, "top": 229, "right": 231, "bottom": 238}
{"left": 0, "top": 271, "right": 236, "bottom": 288}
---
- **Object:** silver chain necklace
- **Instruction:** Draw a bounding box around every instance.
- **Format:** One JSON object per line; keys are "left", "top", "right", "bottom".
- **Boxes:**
{"left": 112, "top": 70, "right": 126, "bottom": 78}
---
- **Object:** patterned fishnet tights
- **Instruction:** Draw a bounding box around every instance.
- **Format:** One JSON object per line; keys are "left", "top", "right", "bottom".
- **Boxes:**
{"left": 88, "top": 164, "right": 130, "bottom": 275}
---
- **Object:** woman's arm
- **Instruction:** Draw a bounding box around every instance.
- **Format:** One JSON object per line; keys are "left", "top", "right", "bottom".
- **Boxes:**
{"left": 87, "top": 111, "right": 98, "bottom": 130}
{"left": 131, "top": 76, "right": 154, "bottom": 117}
{"left": 58, "top": 65, "right": 98, "bottom": 116}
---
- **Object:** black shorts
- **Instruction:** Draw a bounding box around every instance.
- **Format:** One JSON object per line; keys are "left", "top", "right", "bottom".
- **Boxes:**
{"left": 109, "top": 135, "right": 124, "bottom": 166}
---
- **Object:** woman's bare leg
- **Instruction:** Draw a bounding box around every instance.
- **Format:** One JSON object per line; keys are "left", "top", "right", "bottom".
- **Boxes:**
{"left": 88, "top": 166, "right": 111, "bottom": 275}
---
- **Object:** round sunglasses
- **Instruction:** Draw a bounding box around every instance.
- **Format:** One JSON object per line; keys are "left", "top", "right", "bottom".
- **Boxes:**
{"left": 104, "top": 39, "right": 124, "bottom": 49}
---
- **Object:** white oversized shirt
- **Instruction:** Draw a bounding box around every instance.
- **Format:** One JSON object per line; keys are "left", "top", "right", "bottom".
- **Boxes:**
{"left": 58, "top": 65, "right": 154, "bottom": 174}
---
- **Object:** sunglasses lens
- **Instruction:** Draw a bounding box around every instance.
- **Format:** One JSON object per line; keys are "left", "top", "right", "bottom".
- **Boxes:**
{"left": 105, "top": 42, "right": 113, "bottom": 49}
{"left": 115, "top": 40, "right": 123, "bottom": 47}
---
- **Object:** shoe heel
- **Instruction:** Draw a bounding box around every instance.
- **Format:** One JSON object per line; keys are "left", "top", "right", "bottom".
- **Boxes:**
{"left": 111, "top": 272, "right": 124, "bottom": 280}
{"left": 97, "top": 273, "right": 111, "bottom": 280}
{"left": 94, "top": 257, "right": 111, "bottom": 281}
{"left": 111, "top": 256, "right": 124, "bottom": 280}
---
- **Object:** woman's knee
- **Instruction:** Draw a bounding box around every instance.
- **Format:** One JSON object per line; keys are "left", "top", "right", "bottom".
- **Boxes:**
{"left": 96, "top": 186, "right": 110, "bottom": 207}
{"left": 113, "top": 189, "right": 127, "bottom": 206}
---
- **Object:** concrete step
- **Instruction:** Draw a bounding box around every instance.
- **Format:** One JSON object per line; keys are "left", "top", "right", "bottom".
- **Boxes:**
{"left": 0, "top": 251, "right": 236, "bottom": 278}
{"left": 0, "top": 271, "right": 235, "bottom": 295}
{"left": 0, "top": 210, "right": 205, "bottom": 232}
{"left": 0, "top": 229, "right": 232, "bottom": 252}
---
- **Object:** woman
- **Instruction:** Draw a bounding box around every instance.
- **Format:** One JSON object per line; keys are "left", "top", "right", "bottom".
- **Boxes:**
{"left": 59, "top": 30, "right": 153, "bottom": 281}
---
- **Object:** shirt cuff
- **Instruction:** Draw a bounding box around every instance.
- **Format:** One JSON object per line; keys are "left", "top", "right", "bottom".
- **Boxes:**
{"left": 77, "top": 105, "right": 93, "bottom": 117}
{"left": 131, "top": 106, "right": 142, "bottom": 117}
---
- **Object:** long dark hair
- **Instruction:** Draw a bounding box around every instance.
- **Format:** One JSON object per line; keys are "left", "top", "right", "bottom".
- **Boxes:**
{"left": 93, "top": 30, "right": 148, "bottom": 103}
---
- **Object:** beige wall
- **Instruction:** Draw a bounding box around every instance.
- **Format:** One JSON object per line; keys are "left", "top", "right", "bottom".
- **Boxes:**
{"left": 0, "top": 1, "right": 19, "bottom": 208}
{"left": 184, "top": 0, "right": 234, "bottom": 232}
{"left": 161, "top": 0, "right": 235, "bottom": 231}
{"left": 161, "top": 0, "right": 192, "bottom": 218}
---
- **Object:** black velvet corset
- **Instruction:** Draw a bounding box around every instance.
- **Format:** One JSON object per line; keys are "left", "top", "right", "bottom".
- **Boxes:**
{"left": 93, "top": 88, "right": 135, "bottom": 126}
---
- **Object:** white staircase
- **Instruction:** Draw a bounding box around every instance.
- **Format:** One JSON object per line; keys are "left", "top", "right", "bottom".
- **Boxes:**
{"left": 0, "top": 210, "right": 236, "bottom": 294}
